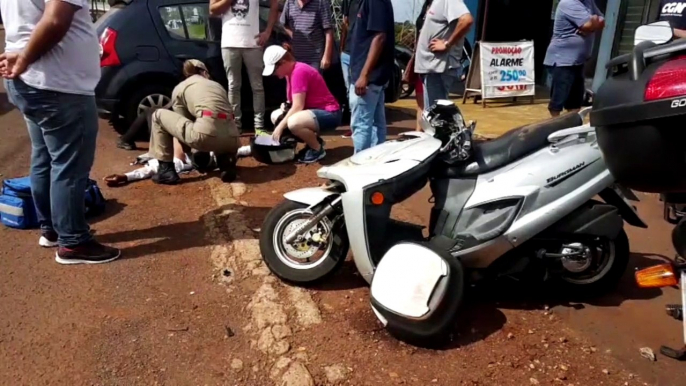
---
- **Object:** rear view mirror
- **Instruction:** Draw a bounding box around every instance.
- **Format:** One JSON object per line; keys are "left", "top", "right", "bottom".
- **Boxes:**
{"left": 635, "top": 21, "right": 673, "bottom": 46}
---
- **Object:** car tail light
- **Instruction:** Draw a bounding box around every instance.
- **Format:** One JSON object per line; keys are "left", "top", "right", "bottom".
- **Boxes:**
{"left": 645, "top": 55, "right": 686, "bottom": 101}
{"left": 99, "top": 27, "right": 121, "bottom": 67}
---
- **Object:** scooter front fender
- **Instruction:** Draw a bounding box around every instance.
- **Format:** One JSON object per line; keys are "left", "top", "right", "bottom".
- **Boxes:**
{"left": 284, "top": 187, "right": 337, "bottom": 208}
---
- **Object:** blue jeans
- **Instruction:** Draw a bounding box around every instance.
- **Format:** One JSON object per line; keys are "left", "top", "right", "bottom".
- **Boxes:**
{"left": 311, "top": 109, "right": 342, "bottom": 131}
{"left": 340, "top": 52, "right": 351, "bottom": 91}
{"left": 349, "top": 83, "right": 386, "bottom": 153}
{"left": 5, "top": 79, "right": 98, "bottom": 247}
{"left": 421, "top": 69, "right": 460, "bottom": 110}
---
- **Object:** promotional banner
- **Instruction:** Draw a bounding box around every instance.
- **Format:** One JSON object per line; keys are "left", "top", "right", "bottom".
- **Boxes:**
{"left": 480, "top": 41, "right": 535, "bottom": 99}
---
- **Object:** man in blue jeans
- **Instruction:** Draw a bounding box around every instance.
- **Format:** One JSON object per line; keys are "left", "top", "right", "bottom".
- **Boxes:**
{"left": 0, "top": 0, "right": 121, "bottom": 264}
{"left": 414, "top": 0, "right": 473, "bottom": 110}
{"left": 348, "top": 0, "right": 395, "bottom": 153}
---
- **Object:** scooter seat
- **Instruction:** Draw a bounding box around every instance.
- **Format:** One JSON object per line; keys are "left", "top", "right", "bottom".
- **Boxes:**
{"left": 440, "top": 113, "right": 583, "bottom": 177}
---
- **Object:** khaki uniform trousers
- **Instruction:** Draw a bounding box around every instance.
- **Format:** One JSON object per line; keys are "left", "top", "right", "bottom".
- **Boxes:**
{"left": 150, "top": 109, "right": 239, "bottom": 162}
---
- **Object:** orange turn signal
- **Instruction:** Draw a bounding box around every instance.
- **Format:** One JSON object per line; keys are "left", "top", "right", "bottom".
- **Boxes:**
{"left": 635, "top": 263, "right": 678, "bottom": 288}
{"left": 371, "top": 192, "right": 385, "bottom": 205}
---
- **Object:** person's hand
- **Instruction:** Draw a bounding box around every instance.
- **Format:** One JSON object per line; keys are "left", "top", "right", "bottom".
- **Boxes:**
{"left": 256, "top": 31, "right": 270, "bottom": 47}
{"left": 320, "top": 56, "right": 331, "bottom": 70}
{"left": 0, "top": 51, "right": 28, "bottom": 79}
{"left": 272, "top": 125, "right": 284, "bottom": 142}
{"left": 355, "top": 74, "right": 368, "bottom": 96}
{"left": 429, "top": 39, "right": 448, "bottom": 53}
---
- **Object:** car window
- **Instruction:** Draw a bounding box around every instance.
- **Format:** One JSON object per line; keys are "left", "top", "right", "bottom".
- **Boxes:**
{"left": 159, "top": 4, "right": 209, "bottom": 41}
{"left": 181, "top": 5, "right": 208, "bottom": 40}
{"left": 159, "top": 6, "right": 186, "bottom": 39}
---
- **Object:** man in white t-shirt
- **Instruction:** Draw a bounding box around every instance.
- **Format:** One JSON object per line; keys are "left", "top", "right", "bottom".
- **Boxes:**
{"left": 0, "top": 0, "right": 121, "bottom": 264}
{"left": 210, "top": 0, "right": 279, "bottom": 135}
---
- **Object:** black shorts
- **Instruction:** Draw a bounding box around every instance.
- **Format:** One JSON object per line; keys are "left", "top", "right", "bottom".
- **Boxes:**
{"left": 548, "top": 65, "right": 585, "bottom": 112}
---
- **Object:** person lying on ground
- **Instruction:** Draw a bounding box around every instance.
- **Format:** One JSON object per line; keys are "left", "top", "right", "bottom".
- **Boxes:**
{"left": 104, "top": 138, "right": 194, "bottom": 187}
{"left": 262, "top": 44, "right": 342, "bottom": 163}
{"left": 150, "top": 59, "right": 240, "bottom": 184}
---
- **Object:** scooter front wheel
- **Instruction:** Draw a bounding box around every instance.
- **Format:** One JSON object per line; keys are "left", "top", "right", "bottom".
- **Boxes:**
{"left": 259, "top": 200, "right": 349, "bottom": 284}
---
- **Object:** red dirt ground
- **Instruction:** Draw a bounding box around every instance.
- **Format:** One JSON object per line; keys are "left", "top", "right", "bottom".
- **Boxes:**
{"left": 1, "top": 87, "right": 684, "bottom": 385}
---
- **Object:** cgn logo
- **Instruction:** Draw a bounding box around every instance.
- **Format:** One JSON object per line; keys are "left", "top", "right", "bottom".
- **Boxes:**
{"left": 663, "top": 2, "right": 686, "bottom": 15}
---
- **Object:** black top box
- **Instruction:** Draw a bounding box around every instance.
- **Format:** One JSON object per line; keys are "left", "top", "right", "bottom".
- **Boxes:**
{"left": 591, "top": 40, "right": 686, "bottom": 193}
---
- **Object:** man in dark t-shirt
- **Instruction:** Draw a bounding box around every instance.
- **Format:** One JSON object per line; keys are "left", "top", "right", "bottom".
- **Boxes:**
{"left": 348, "top": 0, "right": 395, "bottom": 153}
{"left": 340, "top": 0, "right": 362, "bottom": 89}
{"left": 658, "top": 0, "right": 686, "bottom": 38}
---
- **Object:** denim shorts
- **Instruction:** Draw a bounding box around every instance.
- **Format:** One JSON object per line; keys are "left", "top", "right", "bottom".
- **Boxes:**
{"left": 310, "top": 109, "right": 342, "bottom": 131}
{"left": 548, "top": 65, "right": 585, "bottom": 112}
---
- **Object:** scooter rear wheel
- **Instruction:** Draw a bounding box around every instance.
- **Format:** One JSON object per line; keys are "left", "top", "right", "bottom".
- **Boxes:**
{"left": 557, "top": 229, "right": 630, "bottom": 297}
{"left": 259, "top": 200, "right": 349, "bottom": 284}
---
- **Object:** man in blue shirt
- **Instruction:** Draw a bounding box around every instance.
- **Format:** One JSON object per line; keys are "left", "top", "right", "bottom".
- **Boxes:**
{"left": 544, "top": 0, "right": 604, "bottom": 117}
{"left": 348, "top": 0, "right": 395, "bottom": 153}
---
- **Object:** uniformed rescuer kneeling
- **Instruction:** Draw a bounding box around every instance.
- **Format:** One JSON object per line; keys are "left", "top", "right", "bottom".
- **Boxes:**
{"left": 150, "top": 59, "right": 240, "bottom": 184}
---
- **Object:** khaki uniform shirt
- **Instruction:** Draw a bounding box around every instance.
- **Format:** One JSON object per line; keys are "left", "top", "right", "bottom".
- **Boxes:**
{"left": 171, "top": 75, "right": 239, "bottom": 137}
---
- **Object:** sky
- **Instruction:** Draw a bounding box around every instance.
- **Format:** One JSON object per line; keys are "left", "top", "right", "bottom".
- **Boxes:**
{"left": 392, "top": 0, "right": 423, "bottom": 22}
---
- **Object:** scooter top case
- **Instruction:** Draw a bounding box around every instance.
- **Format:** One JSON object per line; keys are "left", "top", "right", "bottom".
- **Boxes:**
{"left": 370, "top": 241, "right": 464, "bottom": 348}
{"left": 591, "top": 39, "right": 686, "bottom": 193}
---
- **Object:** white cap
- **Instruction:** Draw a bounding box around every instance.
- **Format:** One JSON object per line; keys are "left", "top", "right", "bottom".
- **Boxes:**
{"left": 263, "top": 45, "right": 288, "bottom": 76}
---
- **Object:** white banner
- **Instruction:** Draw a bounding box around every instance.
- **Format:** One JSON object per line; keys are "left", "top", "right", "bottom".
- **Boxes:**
{"left": 480, "top": 41, "right": 535, "bottom": 99}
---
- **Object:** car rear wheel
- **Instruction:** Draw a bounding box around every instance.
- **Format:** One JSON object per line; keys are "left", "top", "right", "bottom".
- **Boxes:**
{"left": 123, "top": 84, "right": 173, "bottom": 130}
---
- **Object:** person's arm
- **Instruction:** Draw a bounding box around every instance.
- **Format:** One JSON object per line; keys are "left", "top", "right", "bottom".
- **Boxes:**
{"left": 675, "top": 28, "right": 686, "bottom": 38}
{"left": 340, "top": 0, "right": 350, "bottom": 53}
{"left": 209, "top": 0, "right": 233, "bottom": 17}
{"left": 280, "top": 3, "right": 293, "bottom": 38}
{"left": 355, "top": 33, "right": 385, "bottom": 95}
{"left": 320, "top": 0, "right": 335, "bottom": 69}
{"left": 257, "top": 0, "right": 279, "bottom": 46}
{"left": 273, "top": 93, "right": 306, "bottom": 141}
{"left": 170, "top": 84, "right": 188, "bottom": 117}
{"left": 354, "top": 0, "right": 392, "bottom": 95}
{"left": 561, "top": 1, "right": 602, "bottom": 34}
{"left": 402, "top": 52, "right": 415, "bottom": 83}
{"left": 340, "top": 16, "right": 349, "bottom": 53}
{"left": 428, "top": 2, "right": 473, "bottom": 52}
{"left": 0, "top": 0, "right": 81, "bottom": 78}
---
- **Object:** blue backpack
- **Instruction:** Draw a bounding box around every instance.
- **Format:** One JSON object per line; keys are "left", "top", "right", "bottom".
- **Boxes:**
{"left": 0, "top": 177, "right": 107, "bottom": 229}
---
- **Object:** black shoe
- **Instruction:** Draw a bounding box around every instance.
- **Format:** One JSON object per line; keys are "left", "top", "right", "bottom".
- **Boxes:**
{"left": 216, "top": 153, "right": 237, "bottom": 183}
{"left": 55, "top": 240, "right": 121, "bottom": 265}
{"left": 152, "top": 161, "right": 180, "bottom": 185}
{"left": 116, "top": 138, "right": 136, "bottom": 151}
{"left": 39, "top": 230, "right": 58, "bottom": 248}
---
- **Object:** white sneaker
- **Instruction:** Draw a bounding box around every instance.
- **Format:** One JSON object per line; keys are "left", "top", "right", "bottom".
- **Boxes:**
{"left": 39, "top": 234, "right": 58, "bottom": 248}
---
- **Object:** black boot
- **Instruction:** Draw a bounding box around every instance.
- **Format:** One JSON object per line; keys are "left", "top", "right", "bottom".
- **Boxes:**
{"left": 216, "top": 153, "right": 237, "bottom": 183}
{"left": 152, "top": 161, "right": 180, "bottom": 185}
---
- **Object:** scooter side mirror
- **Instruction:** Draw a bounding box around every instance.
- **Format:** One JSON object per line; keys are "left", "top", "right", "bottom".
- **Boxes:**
{"left": 635, "top": 21, "right": 673, "bottom": 46}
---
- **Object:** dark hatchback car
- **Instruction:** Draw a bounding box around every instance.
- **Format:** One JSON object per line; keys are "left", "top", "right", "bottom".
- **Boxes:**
{"left": 94, "top": 0, "right": 401, "bottom": 130}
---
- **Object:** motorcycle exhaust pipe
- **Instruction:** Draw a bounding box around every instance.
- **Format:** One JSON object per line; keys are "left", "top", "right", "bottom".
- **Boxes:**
{"left": 284, "top": 196, "right": 342, "bottom": 244}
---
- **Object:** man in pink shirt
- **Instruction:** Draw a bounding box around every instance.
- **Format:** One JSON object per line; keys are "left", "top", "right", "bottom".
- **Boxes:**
{"left": 262, "top": 45, "right": 342, "bottom": 163}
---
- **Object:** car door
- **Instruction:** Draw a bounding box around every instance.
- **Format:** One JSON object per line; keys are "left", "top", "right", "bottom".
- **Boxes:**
{"left": 150, "top": 0, "right": 227, "bottom": 86}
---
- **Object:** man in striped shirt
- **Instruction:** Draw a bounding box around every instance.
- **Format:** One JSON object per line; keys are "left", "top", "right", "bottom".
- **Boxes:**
{"left": 280, "top": 0, "right": 335, "bottom": 73}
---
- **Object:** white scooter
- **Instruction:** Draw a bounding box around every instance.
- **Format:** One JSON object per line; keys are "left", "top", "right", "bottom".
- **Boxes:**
{"left": 259, "top": 100, "right": 646, "bottom": 345}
